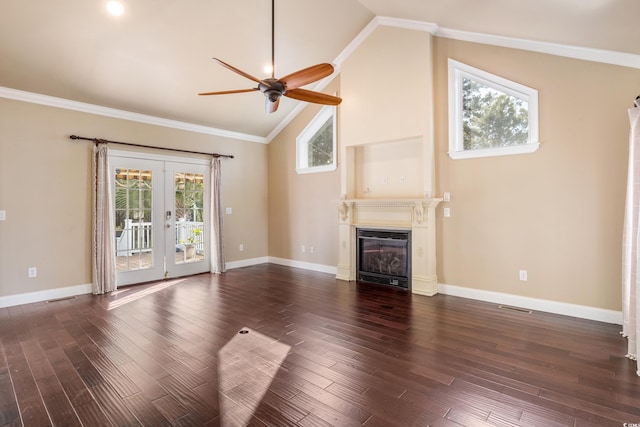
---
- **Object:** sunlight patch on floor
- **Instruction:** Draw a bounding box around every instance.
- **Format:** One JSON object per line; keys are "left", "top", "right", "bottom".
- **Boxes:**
{"left": 107, "top": 278, "right": 186, "bottom": 310}
{"left": 218, "top": 328, "right": 291, "bottom": 425}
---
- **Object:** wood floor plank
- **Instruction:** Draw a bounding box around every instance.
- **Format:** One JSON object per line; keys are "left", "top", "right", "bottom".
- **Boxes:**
{"left": 89, "top": 382, "right": 142, "bottom": 426}
{"left": 123, "top": 393, "right": 172, "bottom": 426}
{"left": 44, "top": 347, "right": 94, "bottom": 407}
{"left": 28, "top": 357, "right": 81, "bottom": 427}
{"left": 2, "top": 264, "right": 640, "bottom": 426}
{"left": 151, "top": 394, "right": 190, "bottom": 423}
{"left": 0, "top": 344, "right": 21, "bottom": 427}
{"left": 157, "top": 373, "right": 219, "bottom": 423}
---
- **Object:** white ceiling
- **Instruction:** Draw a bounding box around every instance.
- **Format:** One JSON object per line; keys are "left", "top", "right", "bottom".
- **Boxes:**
{"left": 1, "top": 0, "right": 639, "bottom": 140}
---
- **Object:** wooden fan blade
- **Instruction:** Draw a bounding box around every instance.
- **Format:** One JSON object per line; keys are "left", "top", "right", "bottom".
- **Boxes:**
{"left": 284, "top": 88, "right": 342, "bottom": 106}
{"left": 279, "top": 63, "right": 334, "bottom": 90}
{"left": 198, "top": 88, "right": 258, "bottom": 96}
{"left": 266, "top": 97, "right": 280, "bottom": 114}
{"left": 212, "top": 58, "right": 271, "bottom": 87}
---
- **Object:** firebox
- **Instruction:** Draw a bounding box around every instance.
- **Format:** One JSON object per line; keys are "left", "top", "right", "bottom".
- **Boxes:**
{"left": 356, "top": 228, "right": 411, "bottom": 289}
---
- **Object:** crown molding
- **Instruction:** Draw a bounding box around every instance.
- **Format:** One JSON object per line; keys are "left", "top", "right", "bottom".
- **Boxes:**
{"left": 370, "top": 16, "right": 640, "bottom": 69}
{"left": 435, "top": 26, "right": 640, "bottom": 69}
{"left": 375, "top": 16, "right": 440, "bottom": 33}
{"left": 0, "top": 86, "right": 267, "bottom": 144}
{"left": 4, "top": 16, "right": 640, "bottom": 146}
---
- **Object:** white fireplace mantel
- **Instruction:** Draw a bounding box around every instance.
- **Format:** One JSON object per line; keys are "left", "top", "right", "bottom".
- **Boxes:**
{"left": 336, "top": 198, "right": 441, "bottom": 296}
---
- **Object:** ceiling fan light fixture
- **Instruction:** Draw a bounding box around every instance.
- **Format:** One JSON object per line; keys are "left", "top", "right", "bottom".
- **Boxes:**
{"left": 198, "top": 0, "right": 342, "bottom": 114}
{"left": 266, "top": 91, "right": 281, "bottom": 102}
{"left": 106, "top": 1, "right": 125, "bottom": 16}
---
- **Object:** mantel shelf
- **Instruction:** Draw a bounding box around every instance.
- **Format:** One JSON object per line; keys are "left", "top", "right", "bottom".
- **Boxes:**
{"left": 341, "top": 198, "right": 442, "bottom": 209}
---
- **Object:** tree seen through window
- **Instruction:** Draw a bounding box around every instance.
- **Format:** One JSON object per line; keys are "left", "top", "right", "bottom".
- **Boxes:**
{"left": 308, "top": 116, "right": 334, "bottom": 167}
{"left": 462, "top": 78, "right": 529, "bottom": 150}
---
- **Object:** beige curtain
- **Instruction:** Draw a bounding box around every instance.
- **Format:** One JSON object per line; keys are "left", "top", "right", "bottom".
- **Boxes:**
{"left": 210, "top": 157, "right": 226, "bottom": 273}
{"left": 92, "top": 143, "right": 116, "bottom": 294}
{"left": 622, "top": 101, "right": 640, "bottom": 375}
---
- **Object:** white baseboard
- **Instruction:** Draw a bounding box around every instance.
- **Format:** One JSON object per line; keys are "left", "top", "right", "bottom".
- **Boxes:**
{"left": 268, "top": 257, "right": 337, "bottom": 275}
{"left": 0, "top": 283, "right": 93, "bottom": 308}
{"left": 224, "top": 257, "right": 269, "bottom": 270}
{"left": 438, "top": 283, "right": 623, "bottom": 325}
{"left": 0, "top": 258, "right": 334, "bottom": 308}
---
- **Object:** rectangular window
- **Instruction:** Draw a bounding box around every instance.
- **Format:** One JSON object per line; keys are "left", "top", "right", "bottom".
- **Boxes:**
{"left": 448, "top": 59, "right": 539, "bottom": 159}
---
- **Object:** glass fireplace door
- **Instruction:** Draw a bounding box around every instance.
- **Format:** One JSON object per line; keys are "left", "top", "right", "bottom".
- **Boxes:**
{"left": 357, "top": 229, "right": 411, "bottom": 289}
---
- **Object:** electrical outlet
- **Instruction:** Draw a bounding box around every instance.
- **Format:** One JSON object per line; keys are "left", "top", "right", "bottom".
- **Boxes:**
{"left": 444, "top": 207, "right": 451, "bottom": 217}
{"left": 239, "top": 244, "right": 244, "bottom": 252}
{"left": 226, "top": 207, "right": 232, "bottom": 215}
{"left": 309, "top": 246, "right": 314, "bottom": 253}
{"left": 519, "top": 270, "right": 528, "bottom": 281}
{"left": 400, "top": 176, "right": 406, "bottom": 184}
{"left": 28, "top": 267, "right": 37, "bottom": 278}
{"left": 443, "top": 192, "right": 450, "bottom": 202}
{"left": 0, "top": 210, "right": 5, "bottom": 221}
{"left": 301, "top": 245, "right": 305, "bottom": 253}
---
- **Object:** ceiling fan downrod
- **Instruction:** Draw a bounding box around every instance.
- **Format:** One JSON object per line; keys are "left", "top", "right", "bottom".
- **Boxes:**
{"left": 198, "top": 0, "right": 342, "bottom": 113}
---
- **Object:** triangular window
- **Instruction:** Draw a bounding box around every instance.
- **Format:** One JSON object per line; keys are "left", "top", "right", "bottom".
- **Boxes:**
{"left": 296, "top": 106, "right": 337, "bottom": 173}
{"left": 448, "top": 59, "right": 539, "bottom": 159}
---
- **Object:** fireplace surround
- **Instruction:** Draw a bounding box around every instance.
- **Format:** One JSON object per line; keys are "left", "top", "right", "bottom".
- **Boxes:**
{"left": 336, "top": 198, "right": 441, "bottom": 296}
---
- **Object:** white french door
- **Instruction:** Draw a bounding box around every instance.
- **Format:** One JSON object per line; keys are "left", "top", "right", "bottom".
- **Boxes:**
{"left": 110, "top": 151, "right": 211, "bottom": 286}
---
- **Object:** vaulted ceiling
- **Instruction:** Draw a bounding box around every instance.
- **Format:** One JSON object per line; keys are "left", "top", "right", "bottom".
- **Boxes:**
{"left": 1, "top": 0, "right": 638, "bottom": 141}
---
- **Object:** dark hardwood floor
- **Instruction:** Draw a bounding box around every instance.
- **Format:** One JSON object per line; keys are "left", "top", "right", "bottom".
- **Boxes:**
{"left": 1, "top": 264, "right": 640, "bottom": 426}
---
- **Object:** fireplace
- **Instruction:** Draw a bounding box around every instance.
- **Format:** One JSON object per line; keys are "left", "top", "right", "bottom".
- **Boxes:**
{"left": 357, "top": 228, "right": 411, "bottom": 289}
{"left": 336, "top": 198, "right": 441, "bottom": 296}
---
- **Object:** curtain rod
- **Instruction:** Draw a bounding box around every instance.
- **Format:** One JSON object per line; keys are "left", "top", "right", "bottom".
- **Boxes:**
{"left": 69, "top": 135, "right": 234, "bottom": 159}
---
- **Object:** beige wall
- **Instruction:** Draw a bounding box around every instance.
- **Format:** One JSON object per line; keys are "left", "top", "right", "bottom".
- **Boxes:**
{"left": 434, "top": 38, "right": 639, "bottom": 311}
{"left": 267, "top": 80, "right": 341, "bottom": 266}
{"left": 340, "top": 25, "right": 435, "bottom": 198}
{"left": 268, "top": 29, "right": 639, "bottom": 312}
{"left": 0, "top": 98, "right": 268, "bottom": 298}
{"left": 3, "top": 26, "right": 639, "bottom": 314}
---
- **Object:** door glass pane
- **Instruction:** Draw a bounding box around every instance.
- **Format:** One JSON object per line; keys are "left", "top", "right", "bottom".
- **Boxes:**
{"left": 114, "top": 168, "right": 154, "bottom": 272}
{"left": 174, "top": 171, "right": 205, "bottom": 264}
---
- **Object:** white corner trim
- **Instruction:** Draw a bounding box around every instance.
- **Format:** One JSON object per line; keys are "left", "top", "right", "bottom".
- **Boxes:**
{"left": 438, "top": 283, "right": 623, "bottom": 325}
{"left": 0, "top": 283, "right": 93, "bottom": 308}
{"left": 268, "top": 257, "right": 338, "bottom": 275}
{"left": 0, "top": 86, "right": 267, "bottom": 144}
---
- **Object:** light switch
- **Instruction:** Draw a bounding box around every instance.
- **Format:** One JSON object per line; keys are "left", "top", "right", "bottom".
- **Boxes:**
{"left": 225, "top": 207, "right": 232, "bottom": 215}
{"left": 443, "top": 192, "right": 450, "bottom": 202}
{"left": 444, "top": 207, "right": 451, "bottom": 217}
{"left": 0, "top": 210, "right": 5, "bottom": 221}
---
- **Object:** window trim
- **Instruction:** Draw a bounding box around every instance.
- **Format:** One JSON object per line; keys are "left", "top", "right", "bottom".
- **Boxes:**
{"left": 448, "top": 59, "right": 539, "bottom": 160}
{"left": 296, "top": 105, "right": 337, "bottom": 174}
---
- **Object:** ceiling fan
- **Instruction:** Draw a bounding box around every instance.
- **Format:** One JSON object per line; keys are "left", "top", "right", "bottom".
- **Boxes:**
{"left": 198, "top": 0, "right": 342, "bottom": 114}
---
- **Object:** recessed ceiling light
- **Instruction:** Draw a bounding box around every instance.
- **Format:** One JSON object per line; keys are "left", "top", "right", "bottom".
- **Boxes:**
{"left": 106, "top": 1, "right": 125, "bottom": 16}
